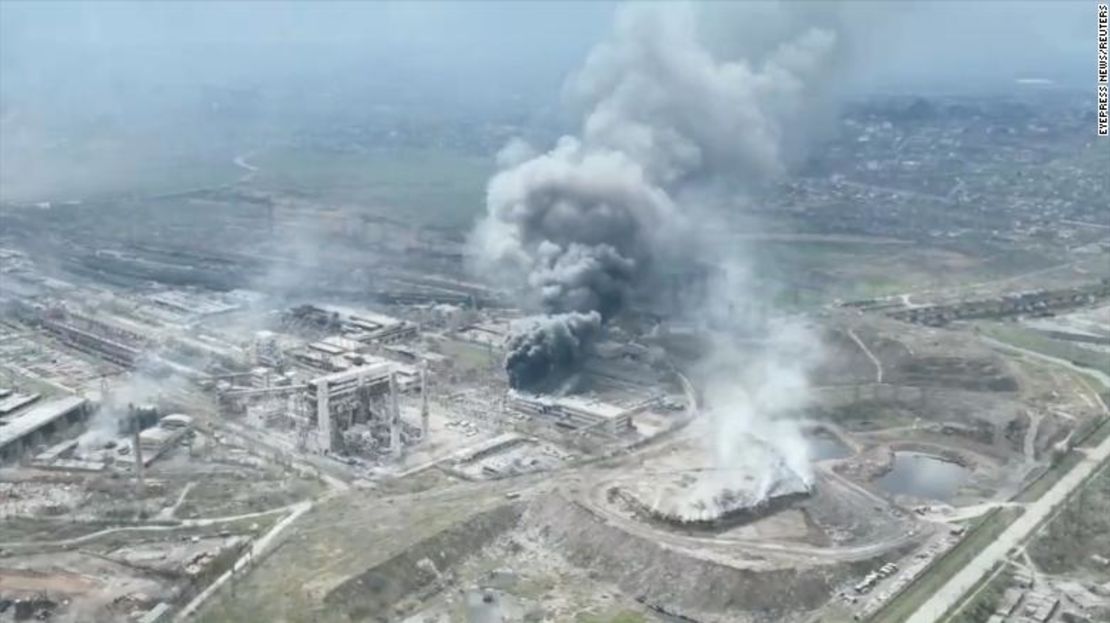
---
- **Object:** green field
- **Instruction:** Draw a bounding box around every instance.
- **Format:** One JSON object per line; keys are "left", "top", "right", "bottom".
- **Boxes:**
{"left": 252, "top": 147, "right": 492, "bottom": 230}
{"left": 0, "top": 364, "right": 69, "bottom": 399}
{"left": 1028, "top": 465, "right": 1110, "bottom": 580}
{"left": 981, "top": 324, "right": 1110, "bottom": 379}
{"left": 1015, "top": 451, "right": 1088, "bottom": 505}
{"left": 746, "top": 238, "right": 1042, "bottom": 308}
{"left": 0, "top": 149, "right": 242, "bottom": 204}
{"left": 943, "top": 565, "right": 1012, "bottom": 623}
{"left": 436, "top": 338, "right": 498, "bottom": 373}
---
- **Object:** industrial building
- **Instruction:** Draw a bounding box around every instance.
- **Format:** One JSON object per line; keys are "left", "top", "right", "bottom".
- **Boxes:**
{"left": 301, "top": 363, "right": 422, "bottom": 456}
{"left": 38, "top": 307, "right": 146, "bottom": 367}
{"left": 508, "top": 392, "right": 641, "bottom": 436}
{"left": 0, "top": 390, "right": 41, "bottom": 415}
{"left": 284, "top": 304, "right": 419, "bottom": 344}
{"left": 0, "top": 395, "right": 89, "bottom": 463}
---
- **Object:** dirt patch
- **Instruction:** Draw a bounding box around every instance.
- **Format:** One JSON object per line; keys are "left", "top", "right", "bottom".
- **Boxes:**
{"left": 0, "top": 569, "right": 100, "bottom": 595}
{"left": 891, "top": 356, "right": 1018, "bottom": 392}
{"left": 812, "top": 330, "right": 879, "bottom": 386}
{"left": 523, "top": 493, "right": 875, "bottom": 622}
{"left": 323, "top": 502, "right": 523, "bottom": 621}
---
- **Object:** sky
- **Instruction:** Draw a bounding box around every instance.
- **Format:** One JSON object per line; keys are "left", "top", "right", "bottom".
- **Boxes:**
{"left": 0, "top": 0, "right": 1093, "bottom": 202}
{"left": 0, "top": 0, "right": 1091, "bottom": 115}
{"left": 0, "top": 1, "right": 616, "bottom": 121}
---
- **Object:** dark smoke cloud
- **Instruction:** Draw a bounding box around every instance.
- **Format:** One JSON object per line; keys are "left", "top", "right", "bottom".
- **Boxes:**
{"left": 475, "top": 2, "right": 845, "bottom": 391}
{"left": 478, "top": 136, "right": 677, "bottom": 309}
{"left": 504, "top": 311, "right": 602, "bottom": 392}
{"left": 531, "top": 242, "right": 635, "bottom": 317}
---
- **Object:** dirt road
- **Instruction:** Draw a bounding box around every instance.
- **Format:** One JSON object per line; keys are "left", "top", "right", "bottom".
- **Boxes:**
{"left": 847, "top": 328, "right": 883, "bottom": 383}
{"left": 981, "top": 336, "right": 1110, "bottom": 399}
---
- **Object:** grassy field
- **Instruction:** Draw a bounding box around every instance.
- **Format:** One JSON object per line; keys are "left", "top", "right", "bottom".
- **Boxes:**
{"left": 436, "top": 338, "right": 498, "bottom": 373}
{"left": 747, "top": 239, "right": 1040, "bottom": 308}
{"left": 0, "top": 364, "right": 69, "bottom": 399}
{"left": 981, "top": 324, "right": 1110, "bottom": 378}
{"left": 1028, "top": 465, "right": 1110, "bottom": 580}
{"left": 0, "top": 149, "right": 242, "bottom": 204}
{"left": 942, "top": 565, "right": 1012, "bottom": 623}
{"left": 1015, "top": 451, "right": 1088, "bottom": 504}
{"left": 251, "top": 147, "right": 492, "bottom": 230}
{"left": 822, "top": 399, "right": 917, "bottom": 432}
{"left": 1012, "top": 415, "right": 1110, "bottom": 504}
{"left": 868, "top": 507, "right": 1023, "bottom": 623}
{"left": 875, "top": 416, "right": 1110, "bottom": 622}
{"left": 176, "top": 476, "right": 323, "bottom": 519}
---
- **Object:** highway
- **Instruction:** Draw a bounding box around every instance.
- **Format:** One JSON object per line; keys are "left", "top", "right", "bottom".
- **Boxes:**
{"left": 905, "top": 390, "right": 1110, "bottom": 622}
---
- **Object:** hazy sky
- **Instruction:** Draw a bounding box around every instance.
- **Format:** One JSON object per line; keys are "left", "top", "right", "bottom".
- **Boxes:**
{"left": 0, "top": 1, "right": 1093, "bottom": 202}
{"left": 0, "top": 0, "right": 1091, "bottom": 117}
{"left": 0, "top": 1, "right": 616, "bottom": 120}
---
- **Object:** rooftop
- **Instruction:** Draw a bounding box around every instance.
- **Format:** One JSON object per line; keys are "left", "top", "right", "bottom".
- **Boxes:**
{"left": 0, "top": 395, "right": 86, "bottom": 449}
{"left": 511, "top": 392, "right": 628, "bottom": 420}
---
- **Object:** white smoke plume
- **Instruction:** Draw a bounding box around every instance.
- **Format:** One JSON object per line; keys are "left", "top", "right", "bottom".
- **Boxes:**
{"left": 568, "top": 4, "right": 838, "bottom": 186}
{"left": 78, "top": 371, "right": 185, "bottom": 451}
{"left": 474, "top": 0, "right": 841, "bottom": 485}
{"left": 694, "top": 314, "right": 822, "bottom": 495}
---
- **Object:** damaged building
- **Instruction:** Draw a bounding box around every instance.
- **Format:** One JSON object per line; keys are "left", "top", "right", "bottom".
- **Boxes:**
{"left": 299, "top": 363, "right": 426, "bottom": 457}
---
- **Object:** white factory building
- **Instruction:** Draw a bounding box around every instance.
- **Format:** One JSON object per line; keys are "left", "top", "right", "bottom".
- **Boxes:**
{"left": 508, "top": 392, "right": 643, "bottom": 436}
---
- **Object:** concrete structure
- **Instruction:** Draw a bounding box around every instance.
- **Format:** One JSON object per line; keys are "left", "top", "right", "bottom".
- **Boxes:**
{"left": 0, "top": 392, "right": 41, "bottom": 414}
{"left": 0, "top": 395, "right": 88, "bottom": 463}
{"left": 39, "top": 310, "right": 144, "bottom": 367}
{"left": 285, "top": 304, "right": 418, "bottom": 344}
{"left": 508, "top": 392, "right": 640, "bottom": 436}
{"left": 160, "top": 413, "right": 194, "bottom": 429}
{"left": 305, "top": 363, "right": 396, "bottom": 453}
{"left": 253, "top": 330, "right": 284, "bottom": 368}
{"left": 344, "top": 310, "right": 419, "bottom": 344}
{"left": 147, "top": 289, "right": 240, "bottom": 318}
{"left": 420, "top": 362, "right": 430, "bottom": 440}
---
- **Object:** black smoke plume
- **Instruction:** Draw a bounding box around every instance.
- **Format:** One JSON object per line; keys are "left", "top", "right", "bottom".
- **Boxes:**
{"left": 504, "top": 311, "right": 602, "bottom": 392}
{"left": 474, "top": 3, "right": 843, "bottom": 391}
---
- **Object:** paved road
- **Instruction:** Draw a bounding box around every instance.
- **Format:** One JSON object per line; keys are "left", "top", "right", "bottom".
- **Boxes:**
{"left": 905, "top": 408, "right": 1110, "bottom": 622}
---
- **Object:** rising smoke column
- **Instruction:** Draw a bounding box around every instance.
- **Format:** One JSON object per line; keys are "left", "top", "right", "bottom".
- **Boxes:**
{"left": 504, "top": 311, "right": 602, "bottom": 391}
{"left": 473, "top": 3, "right": 842, "bottom": 392}
{"left": 475, "top": 137, "right": 677, "bottom": 391}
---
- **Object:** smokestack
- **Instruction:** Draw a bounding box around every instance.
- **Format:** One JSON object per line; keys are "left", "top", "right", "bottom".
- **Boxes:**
{"left": 420, "top": 362, "right": 429, "bottom": 441}
{"left": 388, "top": 371, "right": 401, "bottom": 460}
{"left": 132, "top": 427, "right": 145, "bottom": 510}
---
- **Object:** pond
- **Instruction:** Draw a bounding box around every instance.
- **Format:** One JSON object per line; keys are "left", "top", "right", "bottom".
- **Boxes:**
{"left": 876, "top": 451, "right": 969, "bottom": 501}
